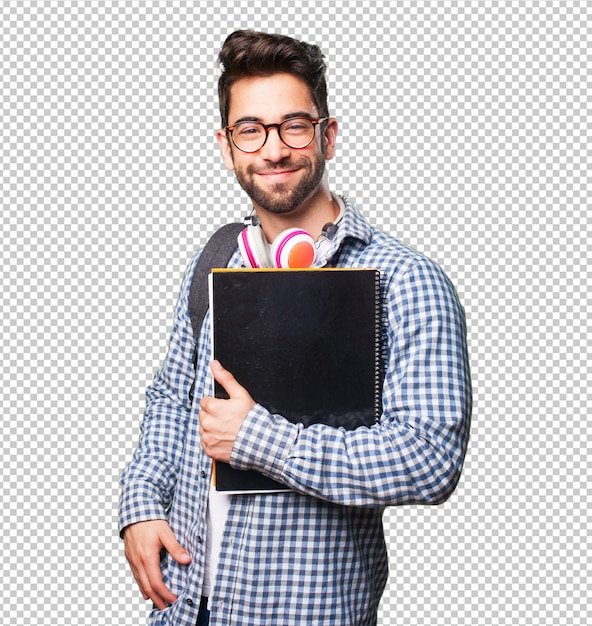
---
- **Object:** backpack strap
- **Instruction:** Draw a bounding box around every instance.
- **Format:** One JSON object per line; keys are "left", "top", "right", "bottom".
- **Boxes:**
{"left": 187, "top": 222, "right": 244, "bottom": 403}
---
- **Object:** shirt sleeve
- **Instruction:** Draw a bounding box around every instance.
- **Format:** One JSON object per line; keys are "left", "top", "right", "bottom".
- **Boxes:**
{"left": 118, "top": 253, "right": 199, "bottom": 534}
{"left": 229, "top": 256, "right": 472, "bottom": 508}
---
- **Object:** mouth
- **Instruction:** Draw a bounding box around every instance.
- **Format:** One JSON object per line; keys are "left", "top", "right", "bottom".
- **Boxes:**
{"left": 257, "top": 168, "right": 299, "bottom": 182}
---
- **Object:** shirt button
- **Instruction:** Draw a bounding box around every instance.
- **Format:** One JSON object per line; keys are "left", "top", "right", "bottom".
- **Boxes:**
{"left": 201, "top": 470, "right": 206, "bottom": 478}
{"left": 186, "top": 598, "right": 194, "bottom": 607}
{"left": 197, "top": 535, "right": 203, "bottom": 543}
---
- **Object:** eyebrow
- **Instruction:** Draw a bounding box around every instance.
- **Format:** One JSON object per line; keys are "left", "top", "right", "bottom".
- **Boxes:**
{"left": 231, "top": 111, "right": 315, "bottom": 125}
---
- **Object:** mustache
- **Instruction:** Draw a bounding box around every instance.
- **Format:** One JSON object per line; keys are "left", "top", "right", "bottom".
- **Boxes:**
{"left": 248, "top": 159, "right": 309, "bottom": 175}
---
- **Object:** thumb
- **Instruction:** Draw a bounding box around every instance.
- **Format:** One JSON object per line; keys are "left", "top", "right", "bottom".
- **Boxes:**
{"left": 160, "top": 525, "right": 191, "bottom": 565}
{"left": 211, "top": 360, "right": 250, "bottom": 400}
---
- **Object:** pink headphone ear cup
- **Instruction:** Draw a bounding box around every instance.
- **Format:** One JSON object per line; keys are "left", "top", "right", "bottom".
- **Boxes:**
{"left": 271, "top": 228, "right": 316, "bottom": 268}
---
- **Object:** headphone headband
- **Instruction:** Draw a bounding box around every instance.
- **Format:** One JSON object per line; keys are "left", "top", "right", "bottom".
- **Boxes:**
{"left": 237, "top": 197, "right": 345, "bottom": 268}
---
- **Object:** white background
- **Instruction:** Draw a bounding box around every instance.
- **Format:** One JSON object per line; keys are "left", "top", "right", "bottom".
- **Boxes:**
{"left": 1, "top": 1, "right": 589, "bottom": 624}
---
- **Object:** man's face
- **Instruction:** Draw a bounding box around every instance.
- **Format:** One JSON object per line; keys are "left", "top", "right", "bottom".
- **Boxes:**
{"left": 217, "top": 73, "right": 336, "bottom": 216}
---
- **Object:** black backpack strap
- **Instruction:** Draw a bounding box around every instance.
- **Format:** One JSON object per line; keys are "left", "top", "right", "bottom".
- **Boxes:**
{"left": 187, "top": 222, "right": 244, "bottom": 403}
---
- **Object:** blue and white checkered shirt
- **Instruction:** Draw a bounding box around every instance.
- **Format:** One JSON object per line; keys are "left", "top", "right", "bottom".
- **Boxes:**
{"left": 119, "top": 198, "right": 472, "bottom": 626}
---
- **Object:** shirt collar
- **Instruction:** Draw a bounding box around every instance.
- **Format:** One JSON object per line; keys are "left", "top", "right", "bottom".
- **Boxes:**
{"left": 335, "top": 195, "right": 372, "bottom": 244}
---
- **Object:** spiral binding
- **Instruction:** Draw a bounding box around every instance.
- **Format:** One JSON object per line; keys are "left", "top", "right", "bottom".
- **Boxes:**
{"left": 374, "top": 270, "right": 383, "bottom": 422}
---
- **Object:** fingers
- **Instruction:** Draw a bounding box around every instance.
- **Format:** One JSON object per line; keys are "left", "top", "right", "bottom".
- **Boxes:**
{"left": 199, "top": 360, "right": 255, "bottom": 418}
{"left": 123, "top": 520, "right": 191, "bottom": 610}
{"left": 198, "top": 361, "right": 256, "bottom": 462}
{"left": 210, "top": 360, "right": 250, "bottom": 400}
{"left": 129, "top": 544, "right": 175, "bottom": 609}
{"left": 161, "top": 524, "right": 192, "bottom": 566}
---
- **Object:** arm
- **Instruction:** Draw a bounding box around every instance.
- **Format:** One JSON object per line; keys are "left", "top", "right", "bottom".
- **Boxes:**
{"left": 119, "top": 254, "right": 199, "bottom": 603}
{"left": 119, "top": 258, "right": 197, "bottom": 530}
{"left": 203, "top": 257, "right": 471, "bottom": 507}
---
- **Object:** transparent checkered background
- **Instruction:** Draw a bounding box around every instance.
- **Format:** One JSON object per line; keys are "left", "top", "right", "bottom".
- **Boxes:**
{"left": 1, "top": 1, "right": 589, "bottom": 624}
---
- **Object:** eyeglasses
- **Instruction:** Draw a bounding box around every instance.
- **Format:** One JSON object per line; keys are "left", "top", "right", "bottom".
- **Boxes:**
{"left": 225, "top": 117, "right": 329, "bottom": 153}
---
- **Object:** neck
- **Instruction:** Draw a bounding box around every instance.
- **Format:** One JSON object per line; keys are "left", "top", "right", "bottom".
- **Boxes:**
{"left": 255, "top": 185, "right": 340, "bottom": 243}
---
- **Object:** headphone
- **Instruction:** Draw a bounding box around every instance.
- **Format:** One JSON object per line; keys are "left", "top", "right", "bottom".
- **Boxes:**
{"left": 237, "top": 201, "right": 344, "bottom": 268}
{"left": 238, "top": 225, "right": 315, "bottom": 268}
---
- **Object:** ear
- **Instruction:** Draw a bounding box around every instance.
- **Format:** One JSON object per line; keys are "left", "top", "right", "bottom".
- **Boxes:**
{"left": 216, "top": 129, "right": 236, "bottom": 171}
{"left": 322, "top": 117, "right": 339, "bottom": 161}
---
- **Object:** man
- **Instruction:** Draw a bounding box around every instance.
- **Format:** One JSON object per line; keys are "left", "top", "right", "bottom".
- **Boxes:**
{"left": 120, "top": 30, "right": 471, "bottom": 626}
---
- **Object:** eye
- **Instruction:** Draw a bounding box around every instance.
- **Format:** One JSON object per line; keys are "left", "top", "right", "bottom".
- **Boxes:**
{"left": 283, "top": 119, "right": 311, "bottom": 134}
{"left": 236, "top": 123, "right": 263, "bottom": 137}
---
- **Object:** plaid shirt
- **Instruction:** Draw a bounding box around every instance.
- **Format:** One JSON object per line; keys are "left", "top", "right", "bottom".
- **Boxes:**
{"left": 119, "top": 198, "right": 471, "bottom": 626}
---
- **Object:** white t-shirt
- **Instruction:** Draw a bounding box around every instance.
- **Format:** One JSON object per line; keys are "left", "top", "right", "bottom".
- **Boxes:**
{"left": 202, "top": 482, "right": 231, "bottom": 601}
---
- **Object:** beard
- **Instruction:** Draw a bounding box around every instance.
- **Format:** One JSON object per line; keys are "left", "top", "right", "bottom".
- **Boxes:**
{"left": 233, "top": 150, "right": 327, "bottom": 216}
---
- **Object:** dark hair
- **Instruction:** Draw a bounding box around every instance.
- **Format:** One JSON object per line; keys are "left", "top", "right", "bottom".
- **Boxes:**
{"left": 218, "top": 30, "right": 329, "bottom": 128}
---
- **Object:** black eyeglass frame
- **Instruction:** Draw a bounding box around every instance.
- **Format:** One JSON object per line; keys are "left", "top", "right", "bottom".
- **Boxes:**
{"left": 225, "top": 117, "right": 330, "bottom": 153}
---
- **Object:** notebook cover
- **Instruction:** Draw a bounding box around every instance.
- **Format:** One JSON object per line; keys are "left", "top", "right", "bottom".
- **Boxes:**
{"left": 209, "top": 268, "right": 381, "bottom": 492}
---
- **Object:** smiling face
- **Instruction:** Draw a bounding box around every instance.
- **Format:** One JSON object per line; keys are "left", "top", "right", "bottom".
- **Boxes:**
{"left": 216, "top": 73, "right": 337, "bottom": 218}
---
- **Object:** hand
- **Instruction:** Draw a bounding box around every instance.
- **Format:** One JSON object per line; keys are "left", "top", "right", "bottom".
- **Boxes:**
{"left": 199, "top": 360, "right": 256, "bottom": 463}
{"left": 123, "top": 519, "right": 191, "bottom": 610}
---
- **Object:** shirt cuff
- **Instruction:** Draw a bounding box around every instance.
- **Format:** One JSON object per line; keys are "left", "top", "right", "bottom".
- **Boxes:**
{"left": 229, "top": 403, "right": 300, "bottom": 483}
{"left": 118, "top": 481, "right": 168, "bottom": 537}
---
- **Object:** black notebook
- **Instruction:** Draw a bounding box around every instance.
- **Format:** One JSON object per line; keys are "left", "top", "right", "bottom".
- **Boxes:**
{"left": 208, "top": 268, "right": 382, "bottom": 493}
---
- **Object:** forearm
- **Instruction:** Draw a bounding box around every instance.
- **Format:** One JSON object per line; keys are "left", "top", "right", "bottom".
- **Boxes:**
{"left": 230, "top": 403, "right": 468, "bottom": 507}
{"left": 119, "top": 377, "right": 194, "bottom": 532}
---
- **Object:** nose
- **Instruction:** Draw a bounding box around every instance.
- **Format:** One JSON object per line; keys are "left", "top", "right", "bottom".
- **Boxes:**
{"left": 259, "top": 126, "right": 291, "bottom": 162}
